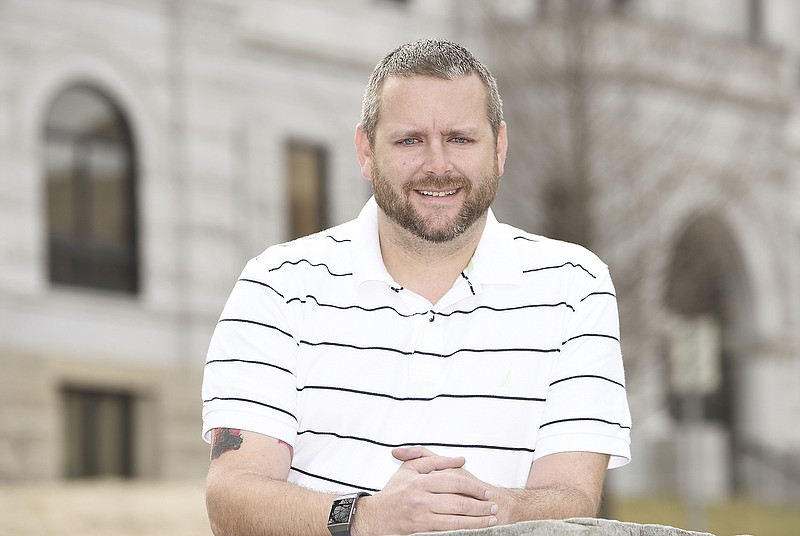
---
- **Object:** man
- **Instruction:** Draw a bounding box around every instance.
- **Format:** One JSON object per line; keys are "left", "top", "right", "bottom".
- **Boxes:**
{"left": 202, "top": 39, "right": 631, "bottom": 536}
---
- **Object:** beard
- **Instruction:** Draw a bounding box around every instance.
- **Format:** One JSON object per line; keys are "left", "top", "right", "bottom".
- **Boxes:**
{"left": 371, "top": 159, "right": 500, "bottom": 243}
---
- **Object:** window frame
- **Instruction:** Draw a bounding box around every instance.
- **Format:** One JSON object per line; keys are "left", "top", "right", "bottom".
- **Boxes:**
{"left": 62, "top": 386, "right": 136, "bottom": 479}
{"left": 43, "top": 83, "right": 140, "bottom": 294}
{"left": 286, "top": 139, "right": 329, "bottom": 240}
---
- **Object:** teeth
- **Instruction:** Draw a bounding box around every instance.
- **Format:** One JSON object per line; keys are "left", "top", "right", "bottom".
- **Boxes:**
{"left": 419, "top": 189, "right": 457, "bottom": 197}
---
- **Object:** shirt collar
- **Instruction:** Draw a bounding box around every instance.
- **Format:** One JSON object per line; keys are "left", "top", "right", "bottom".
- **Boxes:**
{"left": 352, "top": 197, "right": 393, "bottom": 287}
{"left": 469, "top": 209, "right": 523, "bottom": 286}
{"left": 351, "top": 197, "right": 522, "bottom": 288}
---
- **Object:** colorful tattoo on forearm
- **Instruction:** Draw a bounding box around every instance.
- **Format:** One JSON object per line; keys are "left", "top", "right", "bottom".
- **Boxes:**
{"left": 210, "top": 428, "right": 243, "bottom": 460}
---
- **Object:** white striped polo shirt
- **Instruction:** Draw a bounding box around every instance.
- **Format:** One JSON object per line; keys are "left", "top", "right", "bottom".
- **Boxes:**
{"left": 202, "top": 197, "right": 631, "bottom": 493}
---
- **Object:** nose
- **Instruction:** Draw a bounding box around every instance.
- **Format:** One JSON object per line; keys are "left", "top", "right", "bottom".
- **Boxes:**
{"left": 423, "top": 139, "right": 453, "bottom": 176}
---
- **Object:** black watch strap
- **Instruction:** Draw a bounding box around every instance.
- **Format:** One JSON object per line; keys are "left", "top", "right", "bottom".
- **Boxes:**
{"left": 327, "top": 491, "right": 370, "bottom": 535}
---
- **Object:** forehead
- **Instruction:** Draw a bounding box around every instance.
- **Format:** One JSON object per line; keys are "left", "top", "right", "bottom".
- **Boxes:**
{"left": 377, "top": 74, "right": 489, "bottom": 131}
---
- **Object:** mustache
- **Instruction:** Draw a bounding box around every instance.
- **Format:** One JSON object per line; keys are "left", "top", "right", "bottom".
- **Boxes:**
{"left": 403, "top": 175, "right": 470, "bottom": 194}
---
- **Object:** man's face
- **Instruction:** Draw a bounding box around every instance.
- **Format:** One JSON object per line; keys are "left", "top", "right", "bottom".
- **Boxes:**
{"left": 358, "top": 74, "right": 507, "bottom": 243}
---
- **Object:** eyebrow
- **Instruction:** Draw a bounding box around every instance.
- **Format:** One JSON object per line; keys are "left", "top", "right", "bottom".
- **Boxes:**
{"left": 387, "top": 127, "right": 481, "bottom": 139}
{"left": 389, "top": 129, "right": 425, "bottom": 139}
{"left": 444, "top": 127, "right": 480, "bottom": 138}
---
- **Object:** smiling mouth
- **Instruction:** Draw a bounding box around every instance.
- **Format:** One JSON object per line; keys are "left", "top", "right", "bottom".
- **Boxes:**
{"left": 418, "top": 189, "right": 459, "bottom": 197}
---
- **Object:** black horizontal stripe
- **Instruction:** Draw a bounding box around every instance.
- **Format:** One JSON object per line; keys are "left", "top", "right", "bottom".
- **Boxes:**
{"left": 298, "top": 384, "right": 546, "bottom": 403}
{"left": 268, "top": 259, "right": 352, "bottom": 277}
{"left": 580, "top": 291, "right": 616, "bottom": 302}
{"left": 286, "top": 294, "right": 575, "bottom": 318}
{"left": 205, "top": 358, "right": 293, "bottom": 376}
{"left": 290, "top": 466, "right": 380, "bottom": 493}
{"left": 539, "top": 417, "right": 631, "bottom": 430}
{"left": 549, "top": 374, "right": 625, "bottom": 389}
{"left": 299, "top": 339, "right": 560, "bottom": 358}
{"left": 523, "top": 262, "right": 596, "bottom": 279}
{"left": 224, "top": 296, "right": 576, "bottom": 328}
{"left": 300, "top": 340, "right": 413, "bottom": 356}
{"left": 562, "top": 333, "right": 620, "bottom": 345}
{"left": 298, "top": 429, "right": 536, "bottom": 453}
{"left": 218, "top": 318, "right": 294, "bottom": 340}
{"left": 325, "top": 235, "right": 351, "bottom": 244}
{"left": 203, "top": 396, "right": 297, "bottom": 422}
{"left": 237, "top": 278, "right": 285, "bottom": 298}
{"left": 435, "top": 301, "right": 575, "bottom": 317}
{"left": 287, "top": 294, "right": 426, "bottom": 318}
{"left": 513, "top": 235, "right": 541, "bottom": 243}
{"left": 415, "top": 346, "right": 560, "bottom": 358}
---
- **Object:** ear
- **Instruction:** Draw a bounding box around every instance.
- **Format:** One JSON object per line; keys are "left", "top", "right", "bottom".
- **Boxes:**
{"left": 496, "top": 120, "right": 508, "bottom": 177}
{"left": 355, "top": 123, "right": 374, "bottom": 182}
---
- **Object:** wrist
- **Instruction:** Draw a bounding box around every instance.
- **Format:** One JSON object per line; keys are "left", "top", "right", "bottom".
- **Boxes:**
{"left": 328, "top": 492, "right": 371, "bottom": 536}
{"left": 348, "top": 493, "right": 375, "bottom": 536}
{"left": 489, "top": 486, "right": 518, "bottom": 526}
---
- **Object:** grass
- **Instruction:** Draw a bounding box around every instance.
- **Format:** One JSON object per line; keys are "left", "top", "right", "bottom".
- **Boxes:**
{"left": 612, "top": 496, "right": 800, "bottom": 536}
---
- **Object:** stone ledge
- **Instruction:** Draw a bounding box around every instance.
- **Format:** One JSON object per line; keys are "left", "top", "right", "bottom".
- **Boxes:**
{"left": 413, "top": 517, "right": 716, "bottom": 536}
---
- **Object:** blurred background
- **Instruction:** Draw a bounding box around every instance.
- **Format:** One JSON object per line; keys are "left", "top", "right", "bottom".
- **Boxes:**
{"left": 0, "top": 0, "right": 798, "bottom": 535}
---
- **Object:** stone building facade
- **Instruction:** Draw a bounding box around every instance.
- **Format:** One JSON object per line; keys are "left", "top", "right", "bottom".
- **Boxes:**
{"left": 0, "top": 0, "right": 797, "bottom": 506}
{"left": 0, "top": 0, "right": 453, "bottom": 481}
{"left": 469, "top": 1, "right": 800, "bottom": 505}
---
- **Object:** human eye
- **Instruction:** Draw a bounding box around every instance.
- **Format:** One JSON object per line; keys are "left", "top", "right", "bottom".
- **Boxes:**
{"left": 449, "top": 134, "right": 473, "bottom": 144}
{"left": 398, "top": 137, "right": 419, "bottom": 146}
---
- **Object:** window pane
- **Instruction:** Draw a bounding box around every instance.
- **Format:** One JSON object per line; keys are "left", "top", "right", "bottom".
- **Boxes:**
{"left": 288, "top": 142, "right": 327, "bottom": 239}
{"left": 63, "top": 392, "right": 84, "bottom": 479}
{"left": 95, "top": 394, "right": 132, "bottom": 476}
{"left": 88, "top": 142, "right": 129, "bottom": 242}
{"left": 46, "top": 140, "right": 76, "bottom": 236}
{"left": 62, "top": 388, "right": 134, "bottom": 478}
{"left": 46, "top": 87, "right": 126, "bottom": 139}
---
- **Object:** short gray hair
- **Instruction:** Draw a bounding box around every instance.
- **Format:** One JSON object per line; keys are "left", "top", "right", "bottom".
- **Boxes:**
{"left": 360, "top": 38, "right": 504, "bottom": 145}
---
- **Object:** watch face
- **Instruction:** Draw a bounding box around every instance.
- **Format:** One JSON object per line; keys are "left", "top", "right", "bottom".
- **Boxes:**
{"left": 328, "top": 497, "right": 355, "bottom": 525}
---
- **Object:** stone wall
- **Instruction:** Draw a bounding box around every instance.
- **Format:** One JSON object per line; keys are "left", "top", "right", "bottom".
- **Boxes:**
{"left": 415, "top": 518, "right": 718, "bottom": 536}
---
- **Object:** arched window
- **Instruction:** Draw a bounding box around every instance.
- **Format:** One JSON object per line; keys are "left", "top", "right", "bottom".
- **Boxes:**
{"left": 44, "top": 85, "right": 139, "bottom": 293}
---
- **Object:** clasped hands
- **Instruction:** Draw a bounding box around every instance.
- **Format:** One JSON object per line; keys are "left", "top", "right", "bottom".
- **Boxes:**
{"left": 354, "top": 446, "right": 501, "bottom": 535}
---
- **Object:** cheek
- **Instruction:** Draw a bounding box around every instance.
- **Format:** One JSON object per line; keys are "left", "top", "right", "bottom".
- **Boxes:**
{"left": 385, "top": 149, "right": 422, "bottom": 173}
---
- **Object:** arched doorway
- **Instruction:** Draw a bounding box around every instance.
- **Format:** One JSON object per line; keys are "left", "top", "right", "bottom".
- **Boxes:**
{"left": 664, "top": 214, "right": 753, "bottom": 494}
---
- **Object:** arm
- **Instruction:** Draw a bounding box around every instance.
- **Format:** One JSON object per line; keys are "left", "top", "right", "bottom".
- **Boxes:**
{"left": 390, "top": 448, "right": 607, "bottom": 526}
{"left": 491, "top": 451, "right": 609, "bottom": 523}
{"left": 206, "top": 429, "right": 335, "bottom": 536}
{"left": 206, "top": 432, "right": 498, "bottom": 536}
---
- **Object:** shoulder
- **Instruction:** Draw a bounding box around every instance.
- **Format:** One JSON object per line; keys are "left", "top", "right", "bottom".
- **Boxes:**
{"left": 251, "top": 220, "right": 355, "bottom": 266}
{"left": 239, "top": 220, "right": 358, "bottom": 287}
{"left": 501, "top": 224, "right": 610, "bottom": 279}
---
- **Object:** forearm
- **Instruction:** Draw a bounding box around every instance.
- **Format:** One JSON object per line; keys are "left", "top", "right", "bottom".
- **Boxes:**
{"left": 491, "top": 484, "right": 600, "bottom": 525}
{"left": 206, "top": 469, "right": 336, "bottom": 536}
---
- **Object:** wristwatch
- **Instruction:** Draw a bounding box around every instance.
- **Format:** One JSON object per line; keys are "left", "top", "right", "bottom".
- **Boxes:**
{"left": 327, "top": 491, "right": 370, "bottom": 535}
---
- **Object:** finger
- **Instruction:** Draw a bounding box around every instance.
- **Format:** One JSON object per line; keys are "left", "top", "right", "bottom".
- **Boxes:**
{"left": 423, "top": 470, "right": 492, "bottom": 500}
{"left": 405, "top": 454, "right": 466, "bottom": 474}
{"left": 392, "top": 447, "right": 466, "bottom": 473}
{"left": 429, "top": 494, "right": 498, "bottom": 517}
{"left": 391, "top": 446, "right": 437, "bottom": 461}
{"left": 422, "top": 511, "right": 499, "bottom": 533}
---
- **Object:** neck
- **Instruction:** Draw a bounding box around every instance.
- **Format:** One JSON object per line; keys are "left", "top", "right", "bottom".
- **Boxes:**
{"left": 377, "top": 211, "right": 487, "bottom": 305}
